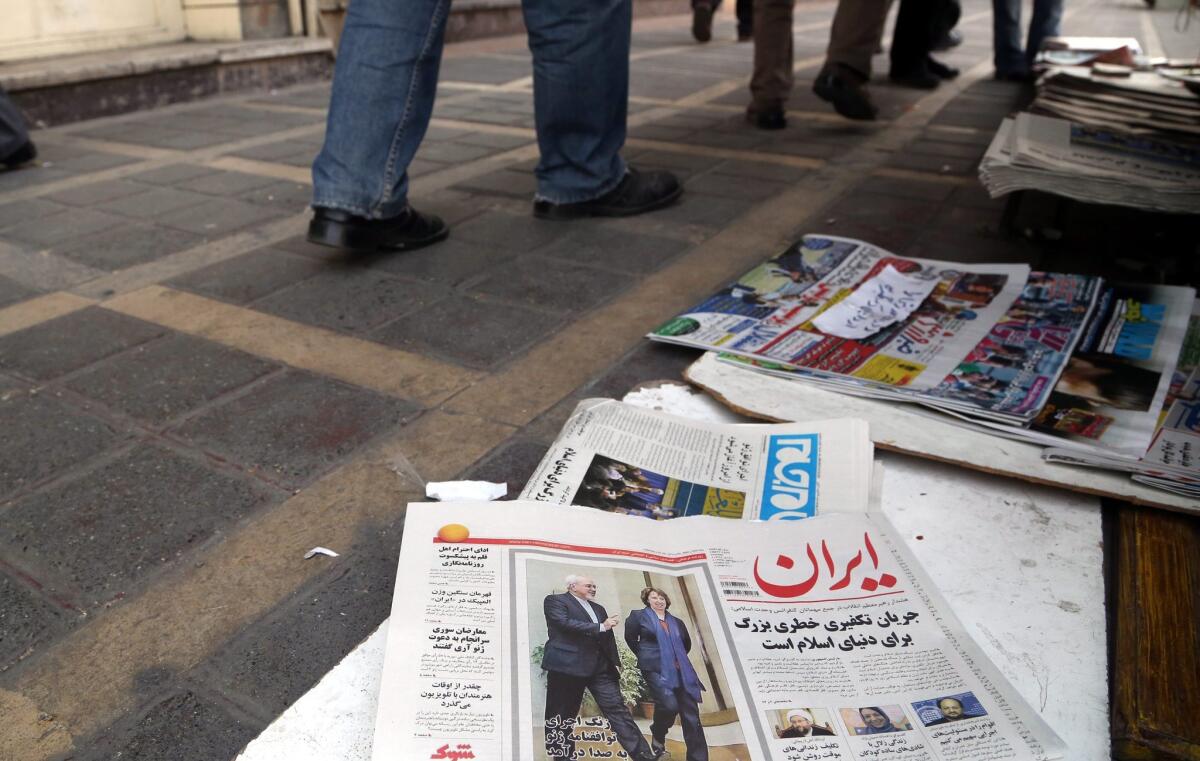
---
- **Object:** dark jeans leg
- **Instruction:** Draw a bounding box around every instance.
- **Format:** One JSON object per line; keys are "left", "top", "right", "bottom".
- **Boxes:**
{"left": 647, "top": 676, "right": 680, "bottom": 741}
{"left": 588, "top": 670, "right": 651, "bottom": 758}
{"left": 676, "top": 689, "right": 708, "bottom": 761}
{"left": 736, "top": 0, "right": 753, "bottom": 36}
{"left": 545, "top": 671, "right": 586, "bottom": 759}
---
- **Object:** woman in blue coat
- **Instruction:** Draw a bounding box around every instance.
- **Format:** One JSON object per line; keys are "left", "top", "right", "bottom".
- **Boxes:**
{"left": 624, "top": 587, "right": 709, "bottom": 761}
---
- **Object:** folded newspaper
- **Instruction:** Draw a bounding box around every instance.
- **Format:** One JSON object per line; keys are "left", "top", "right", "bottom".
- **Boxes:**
{"left": 519, "top": 399, "right": 874, "bottom": 519}
{"left": 369, "top": 502, "right": 1068, "bottom": 761}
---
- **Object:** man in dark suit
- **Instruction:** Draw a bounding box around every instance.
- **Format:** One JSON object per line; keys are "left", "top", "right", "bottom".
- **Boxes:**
{"left": 542, "top": 575, "right": 656, "bottom": 761}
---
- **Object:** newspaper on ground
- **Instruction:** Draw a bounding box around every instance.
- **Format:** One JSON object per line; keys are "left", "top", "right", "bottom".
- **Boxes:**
{"left": 648, "top": 235, "right": 1030, "bottom": 394}
{"left": 979, "top": 116, "right": 1200, "bottom": 214}
{"left": 519, "top": 399, "right": 874, "bottom": 519}
{"left": 370, "top": 502, "right": 1068, "bottom": 761}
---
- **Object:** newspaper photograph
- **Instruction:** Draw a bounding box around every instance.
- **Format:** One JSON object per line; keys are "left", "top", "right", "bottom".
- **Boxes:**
{"left": 370, "top": 502, "right": 1067, "bottom": 761}
{"left": 519, "top": 399, "right": 874, "bottom": 519}
{"left": 648, "top": 235, "right": 1030, "bottom": 393}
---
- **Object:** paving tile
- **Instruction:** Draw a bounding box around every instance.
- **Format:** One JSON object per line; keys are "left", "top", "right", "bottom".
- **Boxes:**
{"left": 0, "top": 274, "right": 37, "bottom": 309}
{"left": 177, "top": 170, "right": 281, "bottom": 196}
{"left": 1, "top": 208, "right": 125, "bottom": 247}
{"left": 415, "top": 141, "right": 499, "bottom": 163}
{"left": 64, "top": 334, "right": 277, "bottom": 426}
{"left": 43, "top": 179, "right": 150, "bottom": 208}
{"left": 55, "top": 223, "right": 204, "bottom": 270}
{"left": 461, "top": 437, "right": 550, "bottom": 495}
{"left": 80, "top": 691, "right": 262, "bottom": 761}
{"left": 0, "top": 571, "right": 69, "bottom": 671}
{"left": 371, "top": 293, "right": 557, "bottom": 370}
{"left": 535, "top": 224, "right": 691, "bottom": 274}
{"left": 0, "top": 388, "right": 123, "bottom": 500}
{"left": 127, "top": 164, "right": 219, "bottom": 186}
{"left": 685, "top": 170, "right": 790, "bottom": 201}
{"left": 156, "top": 197, "right": 287, "bottom": 235}
{"left": 252, "top": 267, "right": 445, "bottom": 334}
{"left": 644, "top": 192, "right": 752, "bottom": 228}
{"left": 3, "top": 444, "right": 276, "bottom": 606}
{"left": 170, "top": 371, "right": 418, "bottom": 489}
{"left": 364, "top": 237, "right": 518, "bottom": 285}
{"left": 907, "top": 138, "right": 987, "bottom": 160}
{"left": 470, "top": 255, "right": 630, "bottom": 313}
{"left": 0, "top": 166, "right": 70, "bottom": 193}
{"left": 452, "top": 168, "right": 538, "bottom": 199}
{"left": 49, "top": 151, "right": 139, "bottom": 173}
{"left": 229, "top": 139, "right": 317, "bottom": 163}
{"left": 205, "top": 518, "right": 403, "bottom": 713}
{"left": 826, "top": 191, "right": 941, "bottom": 230}
{"left": 451, "top": 210, "right": 568, "bottom": 252}
{"left": 887, "top": 151, "right": 980, "bottom": 175}
{"left": 454, "top": 131, "right": 533, "bottom": 150}
{"left": 238, "top": 180, "right": 314, "bottom": 211}
{"left": 154, "top": 130, "right": 238, "bottom": 150}
{"left": 0, "top": 307, "right": 166, "bottom": 381}
{"left": 0, "top": 198, "right": 70, "bottom": 229}
{"left": 94, "top": 186, "right": 213, "bottom": 220}
{"left": 167, "top": 247, "right": 327, "bottom": 304}
{"left": 866, "top": 175, "right": 957, "bottom": 203}
{"left": 711, "top": 159, "right": 812, "bottom": 184}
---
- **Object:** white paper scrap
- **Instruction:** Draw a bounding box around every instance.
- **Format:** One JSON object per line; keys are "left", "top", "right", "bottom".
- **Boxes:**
{"left": 425, "top": 480, "right": 507, "bottom": 502}
{"left": 304, "top": 547, "right": 340, "bottom": 559}
{"left": 812, "top": 264, "right": 938, "bottom": 339}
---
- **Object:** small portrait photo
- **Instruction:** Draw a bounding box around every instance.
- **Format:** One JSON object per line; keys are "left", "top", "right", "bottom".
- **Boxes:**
{"left": 574, "top": 454, "right": 745, "bottom": 520}
{"left": 770, "top": 707, "right": 837, "bottom": 738}
{"left": 912, "top": 692, "right": 988, "bottom": 727}
{"left": 839, "top": 705, "right": 913, "bottom": 735}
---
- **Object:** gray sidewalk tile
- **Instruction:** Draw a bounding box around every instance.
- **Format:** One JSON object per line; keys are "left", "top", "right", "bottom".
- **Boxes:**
{"left": 79, "top": 691, "right": 262, "bottom": 761}
{"left": 251, "top": 267, "right": 446, "bottom": 334}
{"left": 0, "top": 307, "right": 166, "bottom": 381}
{"left": 364, "top": 238, "right": 517, "bottom": 286}
{"left": 826, "top": 191, "right": 941, "bottom": 230}
{"left": 462, "top": 438, "right": 550, "bottom": 493}
{"left": 0, "top": 198, "right": 69, "bottom": 229}
{"left": 0, "top": 274, "right": 37, "bottom": 309}
{"left": 371, "top": 293, "right": 557, "bottom": 370}
{"left": 237, "top": 181, "right": 312, "bottom": 210}
{"left": 2, "top": 443, "right": 278, "bottom": 607}
{"left": 470, "top": 255, "right": 631, "bottom": 313}
{"left": 866, "top": 176, "right": 957, "bottom": 203}
{"left": 0, "top": 390, "right": 123, "bottom": 500}
{"left": 94, "top": 187, "right": 213, "bottom": 220}
{"left": 455, "top": 131, "right": 533, "bottom": 150}
{"left": 711, "top": 159, "right": 811, "bottom": 184}
{"left": 0, "top": 572, "right": 69, "bottom": 671}
{"left": 535, "top": 225, "right": 690, "bottom": 274}
{"left": 685, "top": 170, "right": 790, "bottom": 201}
{"left": 55, "top": 223, "right": 204, "bottom": 270}
{"left": 156, "top": 197, "right": 287, "bottom": 235}
{"left": 646, "top": 192, "right": 752, "bottom": 228}
{"left": 177, "top": 170, "right": 282, "bottom": 197}
{"left": 49, "top": 151, "right": 140, "bottom": 174}
{"left": 127, "top": 164, "right": 219, "bottom": 186}
{"left": 169, "top": 371, "right": 418, "bottom": 489}
{"left": 452, "top": 168, "right": 538, "bottom": 199}
{"left": 167, "top": 247, "right": 327, "bottom": 304}
{"left": 416, "top": 141, "right": 503, "bottom": 164}
{"left": 44, "top": 179, "right": 150, "bottom": 208}
{"left": 1, "top": 208, "right": 126, "bottom": 248}
{"left": 63, "top": 335, "right": 277, "bottom": 426}
{"left": 452, "top": 210, "right": 568, "bottom": 252}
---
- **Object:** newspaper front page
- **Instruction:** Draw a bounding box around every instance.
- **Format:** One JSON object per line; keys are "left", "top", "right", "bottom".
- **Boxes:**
{"left": 648, "top": 236, "right": 1030, "bottom": 393}
{"left": 370, "top": 503, "right": 1067, "bottom": 761}
{"left": 519, "top": 400, "right": 874, "bottom": 519}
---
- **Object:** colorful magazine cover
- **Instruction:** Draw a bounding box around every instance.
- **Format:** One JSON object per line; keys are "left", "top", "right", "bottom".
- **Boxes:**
{"left": 650, "top": 235, "right": 1029, "bottom": 393}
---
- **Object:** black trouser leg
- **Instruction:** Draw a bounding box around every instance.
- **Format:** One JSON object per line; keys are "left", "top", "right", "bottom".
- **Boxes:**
{"left": 676, "top": 689, "right": 709, "bottom": 761}
{"left": 647, "top": 677, "right": 680, "bottom": 741}
{"left": 0, "top": 88, "right": 30, "bottom": 161}
{"left": 588, "top": 670, "right": 651, "bottom": 758}
{"left": 545, "top": 671, "right": 586, "bottom": 759}
{"left": 889, "top": 0, "right": 930, "bottom": 76}
{"left": 735, "top": 0, "right": 753, "bottom": 36}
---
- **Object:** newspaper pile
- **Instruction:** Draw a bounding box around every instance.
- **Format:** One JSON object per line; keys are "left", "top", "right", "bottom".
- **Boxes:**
{"left": 978, "top": 56, "right": 1200, "bottom": 214}
{"left": 644, "top": 234, "right": 1200, "bottom": 496}
{"left": 979, "top": 112, "right": 1200, "bottom": 214}
{"left": 368, "top": 402, "right": 1070, "bottom": 760}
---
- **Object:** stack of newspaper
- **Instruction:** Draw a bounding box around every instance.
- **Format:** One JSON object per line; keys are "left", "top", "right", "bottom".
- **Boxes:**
{"left": 1032, "top": 67, "right": 1200, "bottom": 143}
{"left": 979, "top": 112, "right": 1200, "bottom": 214}
{"left": 644, "top": 235, "right": 1200, "bottom": 496}
{"left": 368, "top": 401, "right": 1072, "bottom": 760}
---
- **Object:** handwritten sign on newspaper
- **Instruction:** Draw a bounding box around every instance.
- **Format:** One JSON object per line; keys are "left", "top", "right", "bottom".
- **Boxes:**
{"left": 813, "top": 264, "right": 938, "bottom": 340}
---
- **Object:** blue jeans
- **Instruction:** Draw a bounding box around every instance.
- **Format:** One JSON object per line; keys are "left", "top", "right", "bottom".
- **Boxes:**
{"left": 992, "top": 0, "right": 1062, "bottom": 75}
{"left": 312, "top": 0, "right": 631, "bottom": 218}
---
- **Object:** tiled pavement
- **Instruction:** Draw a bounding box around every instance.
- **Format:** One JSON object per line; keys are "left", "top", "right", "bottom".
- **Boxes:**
{"left": 1, "top": 1, "right": 1197, "bottom": 758}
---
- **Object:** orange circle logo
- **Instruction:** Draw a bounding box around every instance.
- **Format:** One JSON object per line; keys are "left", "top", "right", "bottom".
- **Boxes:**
{"left": 437, "top": 524, "right": 470, "bottom": 542}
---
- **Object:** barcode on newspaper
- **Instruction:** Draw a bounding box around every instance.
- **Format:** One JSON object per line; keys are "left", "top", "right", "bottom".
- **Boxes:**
{"left": 721, "top": 581, "right": 759, "bottom": 597}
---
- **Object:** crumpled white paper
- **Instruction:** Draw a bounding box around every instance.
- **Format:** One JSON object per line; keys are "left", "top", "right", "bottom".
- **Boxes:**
{"left": 813, "top": 264, "right": 938, "bottom": 339}
{"left": 425, "top": 480, "right": 507, "bottom": 502}
{"left": 304, "top": 546, "right": 340, "bottom": 559}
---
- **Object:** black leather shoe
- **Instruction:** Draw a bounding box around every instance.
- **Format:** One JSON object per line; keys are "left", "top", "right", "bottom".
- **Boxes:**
{"left": 746, "top": 106, "right": 787, "bottom": 130}
{"left": 533, "top": 167, "right": 682, "bottom": 220}
{"left": 813, "top": 64, "right": 878, "bottom": 121}
{"left": 692, "top": 2, "right": 713, "bottom": 42}
{"left": 932, "top": 28, "right": 963, "bottom": 51}
{"left": 926, "top": 57, "right": 959, "bottom": 80}
{"left": 889, "top": 64, "right": 941, "bottom": 89}
{"left": 307, "top": 205, "right": 448, "bottom": 253}
{"left": 651, "top": 737, "right": 667, "bottom": 759}
{"left": 1, "top": 141, "right": 37, "bottom": 169}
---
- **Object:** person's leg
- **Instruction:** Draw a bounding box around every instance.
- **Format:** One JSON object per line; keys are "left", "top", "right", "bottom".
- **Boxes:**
{"left": 545, "top": 672, "right": 587, "bottom": 760}
{"left": 311, "top": 0, "right": 448, "bottom": 219}
{"left": 676, "top": 689, "right": 709, "bottom": 761}
{"left": 0, "top": 88, "right": 35, "bottom": 167}
{"left": 991, "top": 0, "right": 1025, "bottom": 76}
{"left": 523, "top": 0, "right": 630, "bottom": 204}
{"left": 693, "top": 0, "right": 717, "bottom": 42}
{"left": 826, "top": 0, "right": 892, "bottom": 80}
{"left": 889, "top": 0, "right": 930, "bottom": 80}
{"left": 736, "top": 0, "right": 754, "bottom": 40}
{"left": 1025, "top": 0, "right": 1063, "bottom": 70}
{"left": 748, "top": 0, "right": 795, "bottom": 124}
{"left": 647, "top": 678, "right": 680, "bottom": 747}
{"left": 588, "top": 672, "right": 653, "bottom": 759}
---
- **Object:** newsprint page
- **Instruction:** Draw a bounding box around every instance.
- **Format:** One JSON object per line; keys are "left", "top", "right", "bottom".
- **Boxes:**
{"left": 519, "top": 400, "right": 874, "bottom": 520}
{"left": 370, "top": 503, "right": 1066, "bottom": 761}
